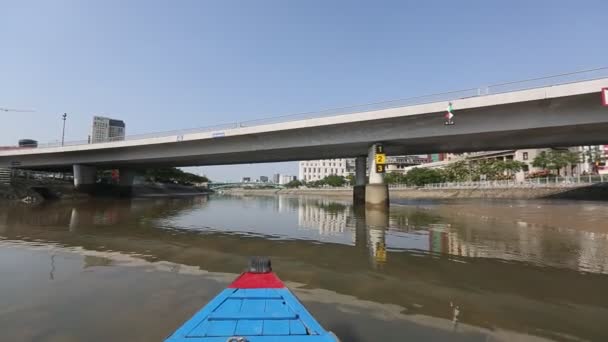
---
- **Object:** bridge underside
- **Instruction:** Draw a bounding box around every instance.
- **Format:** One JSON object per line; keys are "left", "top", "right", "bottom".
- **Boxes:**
{"left": 2, "top": 93, "right": 608, "bottom": 172}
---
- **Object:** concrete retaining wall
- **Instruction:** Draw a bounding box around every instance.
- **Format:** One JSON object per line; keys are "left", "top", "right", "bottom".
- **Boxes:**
{"left": 224, "top": 184, "right": 608, "bottom": 201}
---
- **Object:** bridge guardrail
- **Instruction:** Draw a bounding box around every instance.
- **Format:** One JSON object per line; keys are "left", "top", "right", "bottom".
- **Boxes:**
{"left": 30, "top": 66, "right": 608, "bottom": 150}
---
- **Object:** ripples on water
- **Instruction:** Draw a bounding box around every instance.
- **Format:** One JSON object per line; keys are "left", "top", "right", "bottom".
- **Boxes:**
{"left": 1, "top": 195, "right": 608, "bottom": 341}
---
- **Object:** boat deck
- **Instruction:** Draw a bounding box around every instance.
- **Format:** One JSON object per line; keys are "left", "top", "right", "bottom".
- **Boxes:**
{"left": 166, "top": 272, "right": 337, "bottom": 341}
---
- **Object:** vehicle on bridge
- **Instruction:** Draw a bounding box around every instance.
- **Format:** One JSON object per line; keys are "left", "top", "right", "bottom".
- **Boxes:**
{"left": 18, "top": 139, "right": 38, "bottom": 148}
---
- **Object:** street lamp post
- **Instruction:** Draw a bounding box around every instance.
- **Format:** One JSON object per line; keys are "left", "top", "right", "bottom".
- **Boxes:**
{"left": 61, "top": 113, "right": 67, "bottom": 146}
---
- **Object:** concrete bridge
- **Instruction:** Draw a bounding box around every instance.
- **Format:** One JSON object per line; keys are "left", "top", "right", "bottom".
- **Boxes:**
{"left": 1, "top": 69, "right": 607, "bottom": 204}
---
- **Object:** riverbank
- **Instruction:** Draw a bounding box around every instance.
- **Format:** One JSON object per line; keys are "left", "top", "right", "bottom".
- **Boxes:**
{"left": 0, "top": 181, "right": 211, "bottom": 204}
{"left": 390, "top": 184, "right": 608, "bottom": 200}
{"left": 223, "top": 184, "right": 608, "bottom": 201}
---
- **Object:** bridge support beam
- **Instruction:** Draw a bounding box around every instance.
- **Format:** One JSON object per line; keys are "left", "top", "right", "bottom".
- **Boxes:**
{"left": 353, "top": 156, "right": 367, "bottom": 205}
{"left": 118, "top": 168, "right": 136, "bottom": 197}
{"left": 365, "top": 143, "right": 389, "bottom": 208}
{"left": 73, "top": 164, "right": 96, "bottom": 192}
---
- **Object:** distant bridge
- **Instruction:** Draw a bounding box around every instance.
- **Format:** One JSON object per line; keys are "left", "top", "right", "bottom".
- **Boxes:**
{"left": 208, "top": 182, "right": 284, "bottom": 190}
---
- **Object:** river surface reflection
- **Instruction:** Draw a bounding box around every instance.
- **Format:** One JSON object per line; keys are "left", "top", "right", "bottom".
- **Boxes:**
{"left": 1, "top": 195, "right": 608, "bottom": 341}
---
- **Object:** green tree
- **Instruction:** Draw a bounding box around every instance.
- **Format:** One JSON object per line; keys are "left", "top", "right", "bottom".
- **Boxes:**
{"left": 144, "top": 167, "right": 209, "bottom": 185}
{"left": 532, "top": 151, "right": 550, "bottom": 171}
{"left": 384, "top": 172, "right": 408, "bottom": 184}
{"left": 474, "top": 159, "right": 499, "bottom": 181}
{"left": 405, "top": 167, "right": 445, "bottom": 186}
{"left": 503, "top": 160, "right": 526, "bottom": 178}
{"left": 532, "top": 150, "right": 580, "bottom": 176}
{"left": 285, "top": 179, "right": 302, "bottom": 188}
{"left": 442, "top": 161, "right": 471, "bottom": 182}
{"left": 547, "top": 150, "right": 580, "bottom": 176}
{"left": 345, "top": 174, "right": 355, "bottom": 185}
{"left": 321, "top": 174, "right": 347, "bottom": 187}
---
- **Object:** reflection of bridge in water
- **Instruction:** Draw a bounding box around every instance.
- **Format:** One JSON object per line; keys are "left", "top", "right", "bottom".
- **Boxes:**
{"left": 3, "top": 195, "right": 608, "bottom": 274}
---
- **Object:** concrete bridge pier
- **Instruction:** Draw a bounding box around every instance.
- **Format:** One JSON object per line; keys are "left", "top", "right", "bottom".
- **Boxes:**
{"left": 365, "top": 143, "right": 389, "bottom": 208}
{"left": 73, "top": 164, "right": 96, "bottom": 193}
{"left": 353, "top": 156, "right": 367, "bottom": 205}
{"left": 118, "top": 168, "right": 136, "bottom": 197}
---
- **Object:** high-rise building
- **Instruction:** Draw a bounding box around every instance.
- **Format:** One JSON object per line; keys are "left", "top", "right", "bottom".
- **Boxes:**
{"left": 90, "top": 116, "right": 126, "bottom": 143}
{"left": 259, "top": 176, "right": 269, "bottom": 183}
{"left": 272, "top": 173, "right": 281, "bottom": 184}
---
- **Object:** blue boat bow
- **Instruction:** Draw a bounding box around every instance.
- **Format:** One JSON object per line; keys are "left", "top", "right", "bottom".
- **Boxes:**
{"left": 165, "top": 259, "right": 338, "bottom": 342}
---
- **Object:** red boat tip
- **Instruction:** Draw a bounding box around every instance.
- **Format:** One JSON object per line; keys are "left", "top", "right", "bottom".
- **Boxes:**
{"left": 228, "top": 272, "right": 285, "bottom": 289}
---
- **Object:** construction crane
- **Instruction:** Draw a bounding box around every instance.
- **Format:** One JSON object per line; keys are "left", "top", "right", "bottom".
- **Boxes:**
{"left": 0, "top": 107, "right": 35, "bottom": 112}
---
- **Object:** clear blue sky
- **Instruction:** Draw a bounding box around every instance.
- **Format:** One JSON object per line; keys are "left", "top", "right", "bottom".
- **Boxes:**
{"left": 1, "top": 0, "right": 605, "bottom": 181}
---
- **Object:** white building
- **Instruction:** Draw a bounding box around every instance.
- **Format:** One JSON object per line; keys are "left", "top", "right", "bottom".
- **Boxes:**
{"left": 298, "top": 158, "right": 354, "bottom": 182}
{"left": 90, "top": 116, "right": 126, "bottom": 143}
{"left": 279, "top": 175, "right": 296, "bottom": 185}
{"left": 385, "top": 155, "right": 430, "bottom": 174}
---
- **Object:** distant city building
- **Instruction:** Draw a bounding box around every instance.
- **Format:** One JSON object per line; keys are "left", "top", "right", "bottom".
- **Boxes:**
{"left": 272, "top": 173, "right": 281, "bottom": 184}
{"left": 241, "top": 177, "right": 251, "bottom": 183}
{"left": 299, "top": 156, "right": 430, "bottom": 180}
{"left": 298, "top": 158, "right": 354, "bottom": 182}
{"left": 90, "top": 116, "right": 126, "bottom": 143}
{"left": 259, "top": 176, "right": 269, "bottom": 183}
{"left": 429, "top": 153, "right": 446, "bottom": 162}
{"left": 385, "top": 155, "right": 430, "bottom": 174}
{"left": 279, "top": 175, "right": 296, "bottom": 185}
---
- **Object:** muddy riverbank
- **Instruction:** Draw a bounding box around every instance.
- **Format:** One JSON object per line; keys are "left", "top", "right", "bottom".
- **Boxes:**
{"left": 0, "top": 181, "right": 211, "bottom": 204}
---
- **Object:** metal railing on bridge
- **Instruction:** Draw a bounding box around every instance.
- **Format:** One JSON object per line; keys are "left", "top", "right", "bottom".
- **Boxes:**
{"left": 31, "top": 66, "right": 608, "bottom": 150}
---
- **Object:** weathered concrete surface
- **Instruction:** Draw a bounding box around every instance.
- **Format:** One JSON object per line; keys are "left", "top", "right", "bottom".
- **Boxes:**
{"left": 365, "top": 184, "right": 389, "bottom": 207}
{"left": 390, "top": 184, "right": 608, "bottom": 201}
